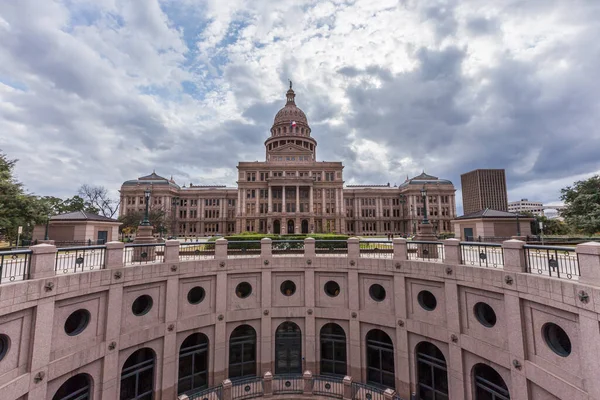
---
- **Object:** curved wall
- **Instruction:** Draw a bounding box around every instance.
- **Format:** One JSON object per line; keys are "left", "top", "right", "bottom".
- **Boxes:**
{"left": 1, "top": 240, "right": 599, "bottom": 400}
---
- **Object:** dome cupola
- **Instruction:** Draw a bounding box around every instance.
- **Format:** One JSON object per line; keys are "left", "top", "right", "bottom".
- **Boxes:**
{"left": 271, "top": 81, "right": 311, "bottom": 137}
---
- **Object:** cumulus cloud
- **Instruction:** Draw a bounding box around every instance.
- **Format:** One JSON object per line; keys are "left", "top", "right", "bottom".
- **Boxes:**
{"left": 1, "top": 0, "right": 599, "bottom": 214}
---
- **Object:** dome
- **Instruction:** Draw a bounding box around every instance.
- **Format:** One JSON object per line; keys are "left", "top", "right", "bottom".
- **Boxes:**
{"left": 272, "top": 83, "right": 309, "bottom": 127}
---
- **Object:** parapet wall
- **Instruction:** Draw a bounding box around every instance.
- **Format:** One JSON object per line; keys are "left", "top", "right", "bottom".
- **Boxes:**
{"left": 0, "top": 238, "right": 600, "bottom": 400}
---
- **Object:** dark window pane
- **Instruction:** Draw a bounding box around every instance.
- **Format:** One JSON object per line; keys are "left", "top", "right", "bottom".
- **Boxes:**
{"left": 334, "top": 362, "right": 347, "bottom": 376}
{"left": 179, "top": 355, "right": 192, "bottom": 377}
{"left": 419, "top": 386, "right": 434, "bottom": 400}
{"left": 322, "top": 343, "right": 334, "bottom": 360}
{"left": 321, "top": 361, "right": 334, "bottom": 375}
{"left": 120, "top": 376, "right": 136, "bottom": 399}
{"left": 177, "top": 378, "right": 191, "bottom": 394}
{"left": 138, "top": 368, "right": 154, "bottom": 394}
{"left": 381, "top": 351, "right": 394, "bottom": 372}
{"left": 418, "top": 362, "right": 433, "bottom": 387}
{"left": 434, "top": 367, "right": 448, "bottom": 393}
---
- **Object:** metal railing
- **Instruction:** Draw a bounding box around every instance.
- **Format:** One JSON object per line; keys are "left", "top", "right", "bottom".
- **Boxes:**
{"left": 123, "top": 243, "right": 165, "bottom": 265}
{"left": 272, "top": 374, "right": 303, "bottom": 395}
{"left": 231, "top": 376, "right": 264, "bottom": 400}
{"left": 227, "top": 241, "right": 261, "bottom": 258}
{"left": 186, "top": 384, "right": 222, "bottom": 400}
{"left": 272, "top": 240, "right": 305, "bottom": 256}
{"left": 313, "top": 375, "right": 344, "bottom": 399}
{"left": 55, "top": 246, "right": 106, "bottom": 274}
{"left": 359, "top": 241, "right": 393, "bottom": 259}
{"left": 180, "top": 242, "right": 215, "bottom": 261}
{"left": 315, "top": 240, "right": 348, "bottom": 257}
{"left": 351, "top": 381, "right": 386, "bottom": 400}
{"left": 524, "top": 245, "right": 580, "bottom": 279}
{"left": 407, "top": 241, "right": 444, "bottom": 262}
{"left": 0, "top": 249, "right": 32, "bottom": 284}
{"left": 460, "top": 242, "right": 504, "bottom": 268}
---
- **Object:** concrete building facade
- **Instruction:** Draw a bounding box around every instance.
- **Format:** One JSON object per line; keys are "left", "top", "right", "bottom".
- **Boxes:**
{"left": 119, "top": 86, "right": 457, "bottom": 236}
{"left": 461, "top": 169, "right": 508, "bottom": 215}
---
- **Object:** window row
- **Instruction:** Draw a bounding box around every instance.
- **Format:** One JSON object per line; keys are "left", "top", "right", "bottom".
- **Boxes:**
{"left": 47, "top": 323, "right": 511, "bottom": 400}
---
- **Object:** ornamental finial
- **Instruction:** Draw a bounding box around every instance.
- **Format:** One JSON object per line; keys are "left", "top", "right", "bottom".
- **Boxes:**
{"left": 289, "top": 79, "right": 292, "bottom": 89}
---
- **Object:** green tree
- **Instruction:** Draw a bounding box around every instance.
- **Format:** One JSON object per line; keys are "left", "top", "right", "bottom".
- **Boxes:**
{"left": 560, "top": 175, "right": 600, "bottom": 235}
{"left": 37, "top": 195, "right": 98, "bottom": 215}
{"left": 118, "top": 205, "right": 170, "bottom": 238}
{"left": 0, "top": 152, "right": 48, "bottom": 244}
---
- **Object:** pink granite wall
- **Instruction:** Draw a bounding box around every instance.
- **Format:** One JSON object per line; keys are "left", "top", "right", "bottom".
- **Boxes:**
{"left": 0, "top": 240, "right": 599, "bottom": 399}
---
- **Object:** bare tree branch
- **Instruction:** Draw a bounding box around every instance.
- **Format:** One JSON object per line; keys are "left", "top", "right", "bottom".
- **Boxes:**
{"left": 78, "top": 184, "right": 120, "bottom": 218}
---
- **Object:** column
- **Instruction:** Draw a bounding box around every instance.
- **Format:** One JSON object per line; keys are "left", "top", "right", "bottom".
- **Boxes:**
{"left": 282, "top": 186, "right": 286, "bottom": 213}
{"left": 268, "top": 186, "right": 273, "bottom": 213}
{"left": 296, "top": 185, "right": 300, "bottom": 213}
{"left": 309, "top": 186, "right": 314, "bottom": 214}
{"left": 255, "top": 189, "right": 259, "bottom": 217}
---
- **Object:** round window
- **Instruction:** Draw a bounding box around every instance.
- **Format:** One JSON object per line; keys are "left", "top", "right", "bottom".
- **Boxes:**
{"left": 187, "top": 286, "right": 206, "bottom": 304}
{"left": 474, "top": 302, "right": 497, "bottom": 327}
{"left": 235, "top": 282, "right": 253, "bottom": 299}
{"left": 280, "top": 281, "right": 296, "bottom": 296}
{"left": 64, "top": 309, "right": 91, "bottom": 336}
{"left": 542, "top": 323, "right": 571, "bottom": 357}
{"left": 324, "top": 281, "right": 341, "bottom": 297}
{"left": 369, "top": 284, "right": 386, "bottom": 302}
{"left": 132, "top": 295, "right": 153, "bottom": 316}
{"left": 0, "top": 334, "right": 10, "bottom": 361}
{"left": 417, "top": 290, "right": 437, "bottom": 311}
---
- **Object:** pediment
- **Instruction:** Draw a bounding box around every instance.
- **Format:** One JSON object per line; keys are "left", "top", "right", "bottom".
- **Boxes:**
{"left": 271, "top": 143, "right": 311, "bottom": 153}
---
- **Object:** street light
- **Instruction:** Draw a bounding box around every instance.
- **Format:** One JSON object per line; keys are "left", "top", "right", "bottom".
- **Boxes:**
{"left": 516, "top": 213, "right": 521, "bottom": 237}
{"left": 420, "top": 186, "right": 429, "bottom": 224}
{"left": 44, "top": 214, "right": 50, "bottom": 240}
{"left": 399, "top": 194, "right": 407, "bottom": 235}
{"left": 141, "top": 189, "right": 151, "bottom": 226}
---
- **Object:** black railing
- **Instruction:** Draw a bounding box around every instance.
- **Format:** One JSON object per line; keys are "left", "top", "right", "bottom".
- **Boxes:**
{"left": 272, "top": 374, "right": 303, "bottom": 395}
{"left": 315, "top": 240, "right": 348, "bottom": 257}
{"left": 231, "top": 376, "right": 264, "bottom": 400}
{"left": 524, "top": 245, "right": 580, "bottom": 279}
{"left": 0, "top": 250, "right": 32, "bottom": 284}
{"left": 272, "top": 240, "right": 305, "bottom": 256}
{"left": 55, "top": 246, "right": 106, "bottom": 274}
{"left": 313, "top": 375, "right": 344, "bottom": 399}
{"left": 123, "top": 243, "right": 165, "bottom": 265}
{"left": 186, "top": 384, "right": 222, "bottom": 400}
{"left": 351, "top": 381, "right": 386, "bottom": 400}
{"left": 407, "top": 241, "right": 444, "bottom": 262}
{"left": 227, "top": 241, "right": 261, "bottom": 258}
{"left": 359, "top": 241, "right": 393, "bottom": 259}
{"left": 460, "top": 242, "right": 504, "bottom": 268}
{"left": 180, "top": 242, "right": 215, "bottom": 261}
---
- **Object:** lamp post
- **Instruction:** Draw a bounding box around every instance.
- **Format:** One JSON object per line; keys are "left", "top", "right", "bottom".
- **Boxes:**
{"left": 399, "top": 194, "right": 406, "bottom": 234}
{"left": 44, "top": 215, "right": 50, "bottom": 240}
{"left": 141, "top": 189, "right": 151, "bottom": 226}
{"left": 420, "top": 186, "right": 429, "bottom": 225}
{"left": 516, "top": 213, "right": 521, "bottom": 237}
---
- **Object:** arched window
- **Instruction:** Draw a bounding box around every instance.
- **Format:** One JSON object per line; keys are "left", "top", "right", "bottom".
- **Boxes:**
{"left": 366, "top": 330, "right": 395, "bottom": 388}
{"left": 53, "top": 374, "right": 91, "bottom": 400}
{"left": 275, "top": 321, "right": 302, "bottom": 374}
{"left": 320, "top": 323, "right": 347, "bottom": 376}
{"left": 416, "top": 342, "right": 448, "bottom": 400}
{"left": 178, "top": 333, "right": 209, "bottom": 395}
{"left": 473, "top": 364, "right": 510, "bottom": 400}
{"left": 229, "top": 325, "right": 257, "bottom": 379}
{"left": 120, "top": 348, "right": 155, "bottom": 400}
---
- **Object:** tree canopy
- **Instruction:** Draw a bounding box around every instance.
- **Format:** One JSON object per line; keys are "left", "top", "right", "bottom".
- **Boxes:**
{"left": 560, "top": 175, "right": 600, "bottom": 235}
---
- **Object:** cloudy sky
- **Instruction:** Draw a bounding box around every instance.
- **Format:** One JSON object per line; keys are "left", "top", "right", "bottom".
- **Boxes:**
{"left": 1, "top": 0, "right": 599, "bottom": 214}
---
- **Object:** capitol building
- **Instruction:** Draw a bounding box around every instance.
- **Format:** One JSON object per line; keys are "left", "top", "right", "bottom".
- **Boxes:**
{"left": 119, "top": 85, "right": 457, "bottom": 237}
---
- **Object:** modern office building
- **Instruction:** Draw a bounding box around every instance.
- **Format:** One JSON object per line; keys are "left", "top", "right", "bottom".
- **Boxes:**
{"left": 508, "top": 199, "right": 545, "bottom": 216}
{"left": 460, "top": 169, "right": 508, "bottom": 215}
{"left": 119, "top": 85, "right": 457, "bottom": 236}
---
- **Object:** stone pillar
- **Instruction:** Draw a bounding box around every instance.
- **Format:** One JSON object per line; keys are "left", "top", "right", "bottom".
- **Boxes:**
{"left": 215, "top": 238, "right": 228, "bottom": 260}
{"left": 132, "top": 225, "right": 157, "bottom": 262}
{"left": 222, "top": 379, "right": 232, "bottom": 400}
{"left": 268, "top": 187, "right": 273, "bottom": 213}
{"left": 309, "top": 186, "right": 314, "bottom": 214}
{"left": 393, "top": 238, "right": 407, "bottom": 261}
{"left": 105, "top": 241, "right": 124, "bottom": 269}
{"left": 282, "top": 186, "right": 286, "bottom": 214}
{"left": 263, "top": 372, "right": 273, "bottom": 397}
{"left": 255, "top": 190, "right": 259, "bottom": 217}
{"left": 576, "top": 242, "right": 600, "bottom": 286}
{"left": 415, "top": 222, "right": 439, "bottom": 259}
{"left": 30, "top": 244, "right": 57, "bottom": 279}
{"left": 164, "top": 240, "right": 180, "bottom": 264}
{"left": 343, "top": 376, "right": 352, "bottom": 400}
{"left": 384, "top": 388, "right": 395, "bottom": 400}
{"left": 261, "top": 238, "right": 272, "bottom": 260}
{"left": 296, "top": 185, "right": 300, "bottom": 214}
{"left": 347, "top": 237, "right": 360, "bottom": 260}
{"left": 304, "top": 237, "right": 315, "bottom": 259}
{"left": 335, "top": 188, "right": 340, "bottom": 216}
{"left": 161, "top": 276, "right": 179, "bottom": 398}
{"left": 501, "top": 240, "right": 527, "bottom": 273}
{"left": 443, "top": 238, "right": 461, "bottom": 265}
{"left": 27, "top": 297, "right": 55, "bottom": 399}
{"left": 303, "top": 371, "right": 313, "bottom": 395}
